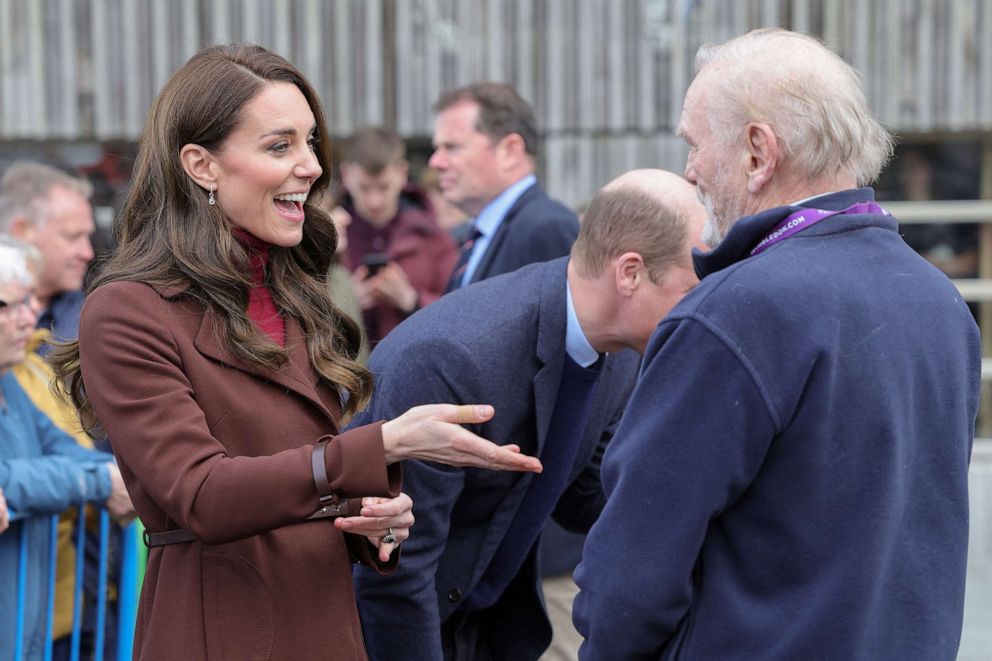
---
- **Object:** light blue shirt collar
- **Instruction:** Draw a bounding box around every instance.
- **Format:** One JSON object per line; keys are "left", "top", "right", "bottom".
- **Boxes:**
{"left": 459, "top": 174, "right": 538, "bottom": 287}
{"left": 474, "top": 173, "right": 537, "bottom": 238}
{"left": 565, "top": 277, "right": 600, "bottom": 367}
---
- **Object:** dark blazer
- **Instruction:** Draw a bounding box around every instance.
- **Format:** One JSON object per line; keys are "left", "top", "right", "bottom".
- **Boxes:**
{"left": 77, "top": 280, "right": 400, "bottom": 661}
{"left": 352, "top": 258, "right": 639, "bottom": 660}
{"left": 448, "top": 183, "right": 579, "bottom": 292}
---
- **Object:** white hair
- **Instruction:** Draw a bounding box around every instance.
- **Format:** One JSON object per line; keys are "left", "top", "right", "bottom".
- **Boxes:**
{"left": 694, "top": 28, "right": 894, "bottom": 186}
{"left": 0, "top": 161, "right": 93, "bottom": 232}
{"left": 0, "top": 234, "right": 38, "bottom": 287}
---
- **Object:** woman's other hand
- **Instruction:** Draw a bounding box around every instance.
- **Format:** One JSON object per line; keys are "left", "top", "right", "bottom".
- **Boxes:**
{"left": 334, "top": 493, "right": 413, "bottom": 562}
{"left": 105, "top": 463, "right": 137, "bottom": 524}
{"left": 381, "top": 404, "right": 543, "bottom": 473}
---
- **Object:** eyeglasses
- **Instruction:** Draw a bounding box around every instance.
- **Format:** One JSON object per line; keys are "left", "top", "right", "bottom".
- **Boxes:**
{"left": 0, "top": 294, "right": 32, "bottom": 313}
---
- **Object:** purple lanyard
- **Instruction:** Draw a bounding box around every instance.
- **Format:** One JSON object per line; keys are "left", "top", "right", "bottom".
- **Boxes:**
{"left": 750, "top": 202, "right": 888, "bottom": 256}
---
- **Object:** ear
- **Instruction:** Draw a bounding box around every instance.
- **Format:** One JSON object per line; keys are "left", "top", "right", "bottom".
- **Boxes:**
{"left": 7, "top": 216, "right": 36, "bottom": 242}
{"left": 614, "top": 252, "right": 646, "bottom": 296}
{"left": 179, "top": 143, "right": 219, "bottom": 191}
{"left": 743, "top": 121, "right": 778, "bottom": 194}
{"left": 396, "top": 159, "right": 410, "bottom": 180}
{"left": 495, "top": 133, "right": 527, "bottom": 170}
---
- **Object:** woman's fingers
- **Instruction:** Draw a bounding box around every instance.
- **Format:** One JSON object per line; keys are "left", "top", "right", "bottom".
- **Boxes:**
{"left": 360, "top": 493, "right": 412, "bottom": 517}
{"left": 434, "top": 405, "right": 541, "bottom": 471}
{"left": 363, "top": 529, "right": 406, "bottom": 562}
{"left": 442, "top": 404, "right": 495, "bottom": 424}
{"left": 455, "top": 433, "right": 543, "bottom": 473}
{"left": 382, "top": 403, "right": 542, "bottom": 472}
{"left": 353, "top": 512, "right": 414, "bottom": 530}
{"left": 335, "top": 492, "right": 414, "bottom": 540}
{"left": 335, "top": 510, "right": 414, "bottom": 531}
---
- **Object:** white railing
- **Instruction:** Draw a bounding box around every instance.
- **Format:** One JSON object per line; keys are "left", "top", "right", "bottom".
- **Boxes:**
{"left": 972, "top": 443, "right": 992, "bottom": 562}
{"left": 882, "top": 200, "right": 992, "bottom": 436}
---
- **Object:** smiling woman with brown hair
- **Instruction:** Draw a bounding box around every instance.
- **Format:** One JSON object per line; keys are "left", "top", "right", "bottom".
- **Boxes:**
{"left": 50, "top": 44, "right": 540, "bottom": 660}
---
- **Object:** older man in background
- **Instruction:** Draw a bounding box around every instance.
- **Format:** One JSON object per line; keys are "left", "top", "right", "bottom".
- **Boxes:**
{"left": 430, "top": 83, "right": 579, "bottom": 292}
{"left": 0, "top": 162, "right": 95, "bottom": 348}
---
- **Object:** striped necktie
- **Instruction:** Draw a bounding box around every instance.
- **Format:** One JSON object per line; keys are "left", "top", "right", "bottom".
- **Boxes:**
{"left": 445, "top": 224, "right": 482, "bottom": 292}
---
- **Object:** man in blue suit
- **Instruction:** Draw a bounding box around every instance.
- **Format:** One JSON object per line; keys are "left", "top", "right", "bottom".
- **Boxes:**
{"left": 429, "top": 82, "right": 579, "bottom": 293}
{"left": 352, "top": 169, "right": 707, "bottom": 660}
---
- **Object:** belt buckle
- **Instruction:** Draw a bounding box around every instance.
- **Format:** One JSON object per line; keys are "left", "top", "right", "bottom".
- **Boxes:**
{"left": 309, "top": 495, "right": 348, "bottom": 520}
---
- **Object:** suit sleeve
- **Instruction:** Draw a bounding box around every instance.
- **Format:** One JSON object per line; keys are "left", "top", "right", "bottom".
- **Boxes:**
{"left": 0, "top": 456, "right": 110, "bottom": 519}
{"left": 32, "top": 397, "right": 116, "bottom": 466}
{"left": 573, "top": 317, "right": 776, "bottom": 659}
{"left": 78, "top": 283, "right": 396, "bottom": 545}
{"left": 0, "top": 386, "right": 114, "bottom": 518}
{"left": 352, "top": 335, "right": 482, "bottom": 661}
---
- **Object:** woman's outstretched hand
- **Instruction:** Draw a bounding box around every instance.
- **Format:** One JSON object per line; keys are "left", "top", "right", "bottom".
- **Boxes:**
{"left": 381, "top": 404, "right": 543, "bottom": 473}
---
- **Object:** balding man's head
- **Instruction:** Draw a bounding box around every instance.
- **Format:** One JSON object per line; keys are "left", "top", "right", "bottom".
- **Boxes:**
{"left": 572, "top": 169, "right": 706, "bottom": 282}
{"left": 567, "top": 169, "right": 706, "bottom": 355}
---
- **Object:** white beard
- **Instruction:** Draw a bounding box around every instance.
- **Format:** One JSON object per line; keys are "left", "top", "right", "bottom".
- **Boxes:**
{"left": 701, "top": 214, "right": 724, "bottom": 248}
{"left": 699, "top": 184, "right": 748, "bottom": 249}
{"left": 699, "top": 191, "right": 730, "bottom": 248}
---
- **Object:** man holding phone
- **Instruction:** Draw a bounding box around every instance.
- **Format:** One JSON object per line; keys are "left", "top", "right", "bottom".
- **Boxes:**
{"left": 339, "top": 126, "right": 457, "bottom": 345}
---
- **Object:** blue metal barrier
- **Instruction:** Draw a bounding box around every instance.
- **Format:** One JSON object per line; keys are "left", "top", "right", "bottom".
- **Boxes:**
{"left": 69, "top": 509, "right": 86, "bottom": 661}
{"left": 93, "top": 511, "right": 110, "bottom": 661}
{"left": 116, "top": 521, "right": 140, "bottom": 661}
{"left": 11, "top": 509, "right": 143, "bottom": 661}
{"left": 12, "top": 514, "right": 31, "bottom": 660}
{"left": 44, "top": 515, "right": 57, "bottom": 661}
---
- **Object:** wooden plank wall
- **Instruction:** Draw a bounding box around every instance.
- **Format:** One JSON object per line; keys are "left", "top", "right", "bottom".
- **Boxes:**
{"left": 0, "top": 0, "right": 990, "bottom": 205}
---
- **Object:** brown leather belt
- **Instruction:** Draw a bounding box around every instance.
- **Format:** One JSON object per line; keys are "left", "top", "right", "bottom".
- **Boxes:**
{"left": 143, "top": 437, "right": 348, "bottom": 548}
{"left": 143, "top": 527, "right": 197, "bottom": 547}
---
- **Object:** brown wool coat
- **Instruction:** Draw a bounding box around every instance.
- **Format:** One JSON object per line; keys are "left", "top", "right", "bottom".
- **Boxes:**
{"left": 77, "top": 280, "right": 401, "bottom": 661}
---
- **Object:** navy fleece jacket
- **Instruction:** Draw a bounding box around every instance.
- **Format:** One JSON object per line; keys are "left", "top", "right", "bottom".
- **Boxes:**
{"left": 574, "top": 188, "right": 981, "bottom": 660}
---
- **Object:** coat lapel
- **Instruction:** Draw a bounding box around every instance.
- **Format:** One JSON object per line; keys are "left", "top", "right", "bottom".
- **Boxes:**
{"left": 193, "top": 309, "right": 334, "bottom": 419}
{"left": 531, "top": 258, "right": 568, "bottom": 456}
{"left": 468, "top": 183, "right": 539, "bottom": 286}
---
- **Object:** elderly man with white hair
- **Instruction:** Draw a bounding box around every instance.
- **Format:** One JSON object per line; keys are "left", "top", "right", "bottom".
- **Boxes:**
{"left": 0, "top": 235, "right": 129, "bottom": 661}
{"left": 574, "top": 28, "right": 980, "bottom": 660}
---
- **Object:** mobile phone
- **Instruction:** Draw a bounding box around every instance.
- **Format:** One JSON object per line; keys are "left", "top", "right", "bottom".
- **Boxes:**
{"left": 362, "top": 253, "right": 390, "bottom": 277}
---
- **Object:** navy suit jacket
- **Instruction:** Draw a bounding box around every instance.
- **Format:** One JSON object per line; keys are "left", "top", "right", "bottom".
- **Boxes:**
{"left": 351, "top": 258, "right": 639, "bottom": 660}
{"left": 448, "top": 183, "right": 579, "bottom": 292}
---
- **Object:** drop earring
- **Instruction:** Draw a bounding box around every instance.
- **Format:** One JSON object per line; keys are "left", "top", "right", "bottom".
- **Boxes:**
{"left": 208, "top": 186, "right": 216, "bottom": 206}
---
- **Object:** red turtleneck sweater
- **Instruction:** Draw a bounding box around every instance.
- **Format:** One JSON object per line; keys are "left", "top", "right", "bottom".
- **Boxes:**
{"left": 234, "top": 229, "right": 286, "bottom": 346}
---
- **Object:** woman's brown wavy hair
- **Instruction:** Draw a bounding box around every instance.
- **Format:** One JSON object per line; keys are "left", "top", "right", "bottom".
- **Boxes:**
{"left": 50, "top": 43, "right": 372, "bottom": 434}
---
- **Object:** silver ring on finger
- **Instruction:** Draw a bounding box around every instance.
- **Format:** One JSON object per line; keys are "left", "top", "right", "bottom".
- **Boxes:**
{"left": 382, "top": 528, "right": 397, "bottom": 545}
